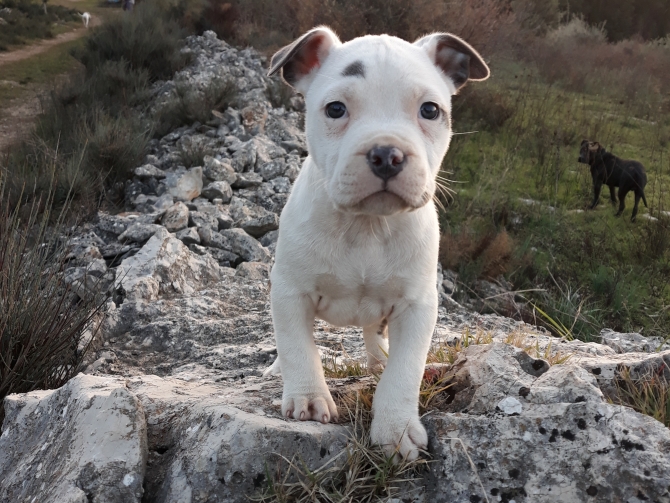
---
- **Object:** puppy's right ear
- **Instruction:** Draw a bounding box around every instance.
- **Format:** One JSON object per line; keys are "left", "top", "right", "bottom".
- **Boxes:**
{"left": 268, "top": 27, "right": 341, "bottom": 94}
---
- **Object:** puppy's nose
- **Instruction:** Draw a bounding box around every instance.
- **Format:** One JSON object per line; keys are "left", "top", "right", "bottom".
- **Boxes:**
{"left": 367, "top": 146, "right": 405, "bottom": 181}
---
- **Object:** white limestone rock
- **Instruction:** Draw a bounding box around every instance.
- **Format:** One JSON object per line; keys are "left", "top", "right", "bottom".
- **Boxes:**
{"left": 0, "top": 375, "right": 147, "bottom": 503}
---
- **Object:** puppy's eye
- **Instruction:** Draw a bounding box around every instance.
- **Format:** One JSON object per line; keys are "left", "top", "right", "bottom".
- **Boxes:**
{"left": 326, "top": 101, "right": 347, "bottom": 119}
{"left": 420, "top": 102, "right": 440, "bottom": 120}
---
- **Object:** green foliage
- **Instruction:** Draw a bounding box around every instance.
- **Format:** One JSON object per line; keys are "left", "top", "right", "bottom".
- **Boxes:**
{"left": 0, "top": 0, "right": 79, "bottom": 51}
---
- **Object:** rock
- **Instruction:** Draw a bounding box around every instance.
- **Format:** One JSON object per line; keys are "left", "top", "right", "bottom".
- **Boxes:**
{"left": 189, "top": 211, "right": 219, "bottom": 230}
{"left": 197, "top": 226, "right": 231, "bottom": 251}
{"left": 280, "top": 139, "right": 306, "bottom": 155}
{"left": 203, "top": 156, "right": 237, "bottom": 185}
{"left": 259, "top": 229, "right": 278, "bottom": 248}
{"left": 152, "top": 193, "right": 175, "bottom": 211}
{"left": 118, "top": 223, "right": 164, "bottom": 244}
{"left": 135, "top": 164, "right": 166, "bottom": 180}
{"left": 167, "top": 167, "right": 203, "bottom": 202}
{"left": 127, "top": 376, "right": 347, "bottom": 503}
{"left": 231, "top": 141, "right": 257, "bottom": 172}
{"left": 425, "top": 400, "right": 670, "bottom": 502}
{"left": 599, "top": 328, "right": 670, "bottom": 353}
{"left": 240, "top": 104, "right": 268, "bottom": 135}
{"left": 175, "top": 227, "right": 200, "bottom": 246}
{"left": 201, "top": 181, "right": 233, "bottom": 203}
{"left": 0, "top": 375, "right": 147, "bottom": 503}
{"left": 235, "top": 261, "right": 270, "bottom": 280}
{"left": 202, "top": 246, "right": 239, "bottom": 267}
{"left": 496, "top": 396, "right": 522, "bottom": 415}
{"left": 231, "top": 172, "right": 263, "bottom": 189}
{"left": 161, "top": 202, "right": 190, "bottom": 232}
{"left": 220, "top": 228, "right": 271, "bottom": 263}
{"left": 229, "top": 197, "right": 279, "bottom": 238}
{"left": 270, "top": 176, "right": 291, "bottom": 193}
{"left": 117, "top": 227, "right": 221, "bottom": 301}
{"left": 258, "top": 160, "right": 286, "bottom": 181}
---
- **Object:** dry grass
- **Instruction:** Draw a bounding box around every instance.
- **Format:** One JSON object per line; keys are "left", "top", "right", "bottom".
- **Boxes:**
{"left": 439, "top": 229, "right": 514, "bottom": 282}
{"left": 252, "top": 394, "right": 427, "bottom": 503}
{"left": 614, "top": 367, "right": 670, "bottom": 428}
{"left": 503, "top": 330, "right": 573, "bottom": 365}
{"left": 0, "top": 175, "right": 105, "bottom": 425}
{"left": 212, "top": 0, "right": 516, "bottom": 52}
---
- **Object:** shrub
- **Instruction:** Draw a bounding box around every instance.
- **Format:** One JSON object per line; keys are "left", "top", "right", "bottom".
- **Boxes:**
{"left": 73, "top": 0, "right": 191, "bottom": 82}
{"left": 0, "top": 177, "right": 105, "bottom": 425}
{"left": 154, "top": 77, "right": 238, "bottom": 137}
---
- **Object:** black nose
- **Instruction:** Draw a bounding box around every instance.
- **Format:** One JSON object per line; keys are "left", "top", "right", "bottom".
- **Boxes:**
{"left": 367, "top": 146, "right": 405, "bottom": 181}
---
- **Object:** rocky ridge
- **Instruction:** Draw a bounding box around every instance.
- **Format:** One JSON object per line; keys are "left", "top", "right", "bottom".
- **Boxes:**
{"left": 2, "top": 32, "right": 670, "bottom": 503}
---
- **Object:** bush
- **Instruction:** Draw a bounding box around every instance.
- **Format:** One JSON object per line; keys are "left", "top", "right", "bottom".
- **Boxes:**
{"left": 0, "top": 177, "right": 105, "bottom": 425}
{"left": 1, "top": 0, "right": 193, "bottom": 211}
{"left": 74, "top": 0, "right": 191, "bottom": 82}
{"left": 154, "top": 77, "right": 238, "bottom": 137}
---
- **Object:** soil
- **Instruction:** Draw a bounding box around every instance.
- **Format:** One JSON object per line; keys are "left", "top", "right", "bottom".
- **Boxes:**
{"left": 0, "top": 15, "right": 100, "bottom": 153}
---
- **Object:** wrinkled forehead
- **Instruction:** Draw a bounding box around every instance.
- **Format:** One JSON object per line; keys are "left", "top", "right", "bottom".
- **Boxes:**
{"left": 309, "top": 35, "right": 454, "bottom": 105}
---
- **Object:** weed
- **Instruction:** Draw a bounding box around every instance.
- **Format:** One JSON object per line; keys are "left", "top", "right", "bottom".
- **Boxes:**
{"left": 613, "top": 367, "right": 670, "bottom": 427}
{"left": 266, "top": 78, "right": 295, "bottom": 110}
{"left": 504, "top": 331, "right": 572, "bottom": 365}
{"left": 177, "top": 138, "right": 213, "bottom": 168}
{"left": 252, "top": 394, "right": 426, "bottom": 503}
{"left": 154, "top": 77, "right": 238, "bottom": 137}
{"left": 322, "top": 352, "right": 367, "bottom": 379}
{"left": 0, "top": 174, "right": 105, "bottom": 425}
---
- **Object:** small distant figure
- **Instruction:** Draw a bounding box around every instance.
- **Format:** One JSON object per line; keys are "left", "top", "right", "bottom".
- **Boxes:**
{"left": 79, "top": 12, "right": 91, "bottom": 28}
{"left": 578, "top": 139, "right": 648, "bottom": 222}
{"left": 122, "top": 0, "right": 134, "bottom": 12}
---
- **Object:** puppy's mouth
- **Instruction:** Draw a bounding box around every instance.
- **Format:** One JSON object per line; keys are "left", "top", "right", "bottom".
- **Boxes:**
{"left": 348, "top": 188, "right": 430, "bottom": 216}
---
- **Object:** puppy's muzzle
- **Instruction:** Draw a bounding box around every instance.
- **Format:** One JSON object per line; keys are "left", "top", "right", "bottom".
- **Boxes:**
{"left": 367, "top": 146, "right": 406, "bottom": 182}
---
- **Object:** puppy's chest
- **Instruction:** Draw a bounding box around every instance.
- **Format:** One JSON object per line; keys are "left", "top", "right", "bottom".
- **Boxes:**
{"left": 312, "top": 271, "right": 406, "bottom": 326}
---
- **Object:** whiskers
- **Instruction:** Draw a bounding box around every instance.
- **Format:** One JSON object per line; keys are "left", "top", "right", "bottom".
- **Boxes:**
{"left": 433, "top": 173, "right": 456, "bottom": 210}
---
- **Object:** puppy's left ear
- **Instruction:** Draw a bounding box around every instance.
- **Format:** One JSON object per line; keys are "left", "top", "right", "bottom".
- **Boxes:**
{"left": 268, "top": 27, "right": 341, "bottom": 94}
{"left": 414, "top": 33, "right": 490, "bottom": 92}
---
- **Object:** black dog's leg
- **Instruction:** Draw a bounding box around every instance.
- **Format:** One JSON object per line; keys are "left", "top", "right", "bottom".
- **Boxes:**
{"left": 590, "top": 182, "right": 602, "bottom": 209}
{"left": 609, "top": 185, "right": 617, "bottom": 205}
{"left": 631, "top": 193, "right": 642, "bottom": 222}
{"left": 616, "top": 187, "right": 629, "bottom": 217}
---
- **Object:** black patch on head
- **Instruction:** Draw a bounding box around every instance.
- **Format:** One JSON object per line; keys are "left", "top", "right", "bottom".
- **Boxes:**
{"left": 342, "top": 60, "right": 365, "bottom": 78}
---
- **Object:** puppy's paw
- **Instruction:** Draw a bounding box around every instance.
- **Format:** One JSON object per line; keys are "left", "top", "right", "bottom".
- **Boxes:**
{"left": 262, "top": 357, "right": 282, "bottom": 377}
{"left": 282, "top": 390, "right": 338, "bottom": 424}
{"left": 370, "top": 413, "right": 428, "bottom": 462}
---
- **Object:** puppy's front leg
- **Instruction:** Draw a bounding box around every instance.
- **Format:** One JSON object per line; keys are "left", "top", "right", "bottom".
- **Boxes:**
{"left": 370, "top": 297, "right": 437, "bottom": 461}
{"left": 271, "top": 287, "right": 338, "bottom": 424}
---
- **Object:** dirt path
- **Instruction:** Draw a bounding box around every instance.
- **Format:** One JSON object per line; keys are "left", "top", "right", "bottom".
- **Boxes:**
{"left": 0, "top": 15, "right": 100, "bottom": 67}
{"left": 0, "top": 15, "right": 102, "bottom": 153}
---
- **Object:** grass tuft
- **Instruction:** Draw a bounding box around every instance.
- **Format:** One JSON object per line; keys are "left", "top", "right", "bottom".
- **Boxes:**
{"left": 0, "top": 171, "right": 105, "bottom": 426}
{"left": 253, "top": 394, "right": 426, "bottom": 503}
{"left": 614, "top": 367, "right": 670, "bottom": 428}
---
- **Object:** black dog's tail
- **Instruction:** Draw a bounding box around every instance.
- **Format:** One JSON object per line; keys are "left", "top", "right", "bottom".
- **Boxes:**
{"left": 642, "top": 192, "right": 648, "bottom": 208}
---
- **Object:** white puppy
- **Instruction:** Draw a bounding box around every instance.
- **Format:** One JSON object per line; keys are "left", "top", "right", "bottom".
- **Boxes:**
{"left": 80, "top": 12, "right": 91, "bottom": 28}
{"left": 265, "top": 27, "right": 489, "bottom": 460}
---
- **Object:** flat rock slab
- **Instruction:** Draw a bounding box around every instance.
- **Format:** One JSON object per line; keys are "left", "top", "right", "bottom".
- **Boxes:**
{"left": 127, "top": 375, "right": 348, "bottom": 503}
{"left": 426, "top": 402, "right": 670, "bottom": 503}
{"left": 0, "top": 375, "right": 147, "bottom": 503}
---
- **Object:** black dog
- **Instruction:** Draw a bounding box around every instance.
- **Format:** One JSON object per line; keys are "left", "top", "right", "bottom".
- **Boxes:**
{"left": 578, "top": 140, "right": 648, "bottom": 221}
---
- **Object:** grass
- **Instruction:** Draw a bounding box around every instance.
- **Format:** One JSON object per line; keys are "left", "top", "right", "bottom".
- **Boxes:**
{"left": 440, "top": 53, "right": 670, "bottom": 340}
{"left": 614, "top": 367, "right": 670, "bottom": 428}
{"left": 252, "top": 395, "right": 426, "bottom": 503}
{"left": 0, "top": 173, "right": 105, "bottom": 426}
{"left": 0, "top": 37, "right": 84, "bottom": 107}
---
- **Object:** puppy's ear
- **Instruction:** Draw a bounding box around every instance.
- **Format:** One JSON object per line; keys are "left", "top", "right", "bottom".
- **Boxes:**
{"left": 268, "top": 27, "right": 341, "bottom": 93}
{"left": 414, "top": 33, "right": 489, "bottom": 92}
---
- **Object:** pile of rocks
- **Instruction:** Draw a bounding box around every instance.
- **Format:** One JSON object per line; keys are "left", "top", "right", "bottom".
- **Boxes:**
{"left": 2, "top": 32, "right": 670, "bottom": 503}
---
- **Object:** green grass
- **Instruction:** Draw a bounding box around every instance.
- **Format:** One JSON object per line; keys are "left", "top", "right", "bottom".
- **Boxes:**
{"left": 441, "top": 58, "right": 670, "bottom": 339}
{"left": 0, "top": 0, "right": 80, "bottom": 50}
